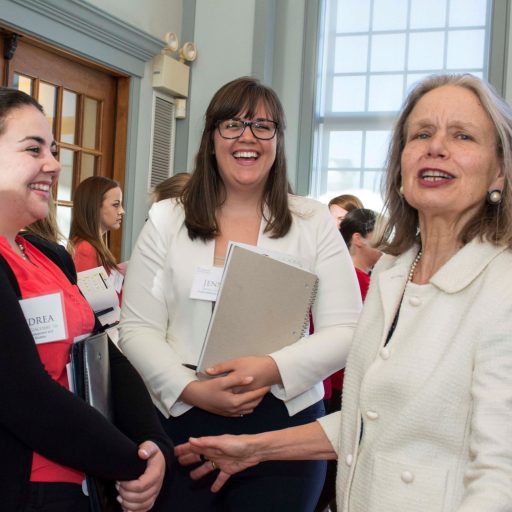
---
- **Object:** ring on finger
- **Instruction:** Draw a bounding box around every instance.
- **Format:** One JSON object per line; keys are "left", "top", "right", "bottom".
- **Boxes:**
{"left": 211, "top": 460, "right": 217, "bottom": 471}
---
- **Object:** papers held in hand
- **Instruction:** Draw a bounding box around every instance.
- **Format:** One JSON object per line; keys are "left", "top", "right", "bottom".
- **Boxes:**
{"left": 77, "top": 266, "right": 120, "bottom": 327}
{"left": 196, "top": 244, "right": 318, "bottom": 374}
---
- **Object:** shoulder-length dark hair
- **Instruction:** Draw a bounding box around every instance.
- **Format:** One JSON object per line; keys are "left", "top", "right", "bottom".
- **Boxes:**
{"left": 69, "top": 176, "right": 120, "bottom": 270}
{"left": 340, "top": 208, "right": 377, "bottom": 249}
{"left": 379, "top": 74, "right": 512, "bottom": 255}
{"left": 182, "top": 76, "right": 292, "bottom": 241}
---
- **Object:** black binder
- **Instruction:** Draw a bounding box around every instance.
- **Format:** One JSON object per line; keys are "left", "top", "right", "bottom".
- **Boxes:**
{"left": 71, "top": 332, "right": 120, "bottom": 512}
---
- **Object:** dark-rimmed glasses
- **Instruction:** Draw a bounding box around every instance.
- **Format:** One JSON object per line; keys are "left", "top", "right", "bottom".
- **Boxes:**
{"left": 217, "top": 118, "right": 278, "bottom": 140}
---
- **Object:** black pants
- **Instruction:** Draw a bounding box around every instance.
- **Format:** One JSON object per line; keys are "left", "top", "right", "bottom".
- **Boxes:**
{"left": 22, "top": 482, "right": 89, "bottom": 512}
{"left": 161, "top": 394, "right": 327, "bottom": 512}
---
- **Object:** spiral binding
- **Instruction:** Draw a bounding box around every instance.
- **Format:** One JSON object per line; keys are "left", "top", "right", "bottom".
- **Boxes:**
{"left": 301, "top": 277, "right": 319, "bottom": 336}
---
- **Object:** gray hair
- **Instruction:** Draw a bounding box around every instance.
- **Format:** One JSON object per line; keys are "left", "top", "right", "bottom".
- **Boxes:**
{"left": 379, "top": 73, "right": 512, "bottom": 254}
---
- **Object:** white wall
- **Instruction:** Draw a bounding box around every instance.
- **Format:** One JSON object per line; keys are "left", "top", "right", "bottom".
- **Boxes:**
{"left": 185, "top": 0, "right": 257, "bottom": 170}
{"left": 85, "top": 0, "right": 183, "bottom": 41}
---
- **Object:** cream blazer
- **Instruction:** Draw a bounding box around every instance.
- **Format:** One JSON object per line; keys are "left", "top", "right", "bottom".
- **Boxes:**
{"left": 120, "top": 195, "right": 362, "bottom": 417}
{"left": 319, "top": 239, "right": 512, "bottom": 511}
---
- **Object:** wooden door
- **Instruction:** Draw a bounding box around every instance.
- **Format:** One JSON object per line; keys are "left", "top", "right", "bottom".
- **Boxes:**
{"left": 1, "top": 34, "right": 128, "bottom": 259}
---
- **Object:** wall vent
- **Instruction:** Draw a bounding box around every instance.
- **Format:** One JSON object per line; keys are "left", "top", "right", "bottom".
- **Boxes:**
{"left": 149, "top": 92, "right": 176, "bottom": 190}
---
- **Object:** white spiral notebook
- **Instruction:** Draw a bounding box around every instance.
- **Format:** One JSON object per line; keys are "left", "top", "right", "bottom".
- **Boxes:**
{"left": 196, "top": 244, "right": 318, "bottom": 374}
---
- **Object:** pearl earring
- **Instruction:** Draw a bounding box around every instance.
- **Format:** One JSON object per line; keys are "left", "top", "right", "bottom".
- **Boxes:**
{"left": 399, "top": 185, "right": 404, "bottom": 196}
{"left": 487, "top": 189, "right": 502, "bottom": 205}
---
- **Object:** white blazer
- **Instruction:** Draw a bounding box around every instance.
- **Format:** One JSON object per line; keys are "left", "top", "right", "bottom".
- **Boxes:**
{"left": 120, "top": 195, "right": 362, "bottom": 417}
{"left": 319, "top": 239, "right": 512, "bottom": 511}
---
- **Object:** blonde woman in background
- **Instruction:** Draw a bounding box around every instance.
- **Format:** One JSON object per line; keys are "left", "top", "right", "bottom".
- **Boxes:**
{"left": 328, "top": 194, "right": 364, "bottom": 229}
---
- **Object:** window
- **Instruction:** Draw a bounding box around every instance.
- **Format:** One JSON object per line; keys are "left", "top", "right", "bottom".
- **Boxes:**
{"left": 311, "top": 0, "right": 494, "bottom": 210}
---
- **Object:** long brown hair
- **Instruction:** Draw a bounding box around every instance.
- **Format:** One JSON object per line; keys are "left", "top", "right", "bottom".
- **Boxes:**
{"left": 379, "top": 74, "right": 512, "bottom": 254}
{"left": 69, "top": 176, "right": 120, "bottom": 270}
{"left": 182, "top": 76, "right": 292, "bottom": 241}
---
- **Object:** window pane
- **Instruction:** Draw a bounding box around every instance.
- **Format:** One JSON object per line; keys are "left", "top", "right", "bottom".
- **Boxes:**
{"left": 408, "top": 32, "right": 445, "bottom": 71}
{"left": 81, "top": 153, "right": 96, "bottom": 181}
{"left": 83, "top": 97, "right": 99, "bottom": 149}
{"left": 449, "top": 0, "right": 487, "bottom": 27}
{"left": 57, "top": 205, "right": 72, "bottom": 240}
{"left": 61, "top": 90, "right": 77, "bottom": 144}
{"left": 327, "top": 170, "right": 361, "bottom": 192}
{"left": 447, "top": 29, "right": 485, "bottom": 69}
{"left": 335, "top": 36, "right": 368, "bottom": 73}
{"left": 13, "top": 74, "right": 33, "bottom": 95}
{"left": 406, "top": 73, "right": 431, "bottom": 93}
{"left": 368, "top": 75, "right": 403, "bottom": 111}
{"left": 57, "top": 149, "right": 74, "bottom": 201}
{"left": 364, "top": 131, "right": 391, "bottom": 168}
{"left": 329, "top": 131, "right": 362, "bottom": 168}
{"left": 337, "top": 0, "right": 370, "bottom": 33}
{"left": 332, "top": 76, "right": 366, "bottom": 112}
{"left": 363, "top": 171, "right": 385, "bottom": 194}
{"left": 372, "top": 0, "right": 408, "bottom": 30}
{"left": 410, "top": 0, "right": 447, "bottom": 28}
{"left": 38, "top": 82, "right": 57, "bottom": 133}
{"left": 370, "top": 34, "right": 406, "bottom": 72}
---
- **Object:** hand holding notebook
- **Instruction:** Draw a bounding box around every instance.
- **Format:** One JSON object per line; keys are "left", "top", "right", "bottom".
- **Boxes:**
{"left": 196, "top": 244, "right": 318, "bottom": 374}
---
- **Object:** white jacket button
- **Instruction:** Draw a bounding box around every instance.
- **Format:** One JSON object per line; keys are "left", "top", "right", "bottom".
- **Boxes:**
{"left": 379, "top": 347, "right": 390, "bottom": 359}
{"left": 409, "top": 296, "right": 421, "bottom": 306}
{"left": 345, "top": 454, "right": 353, "bottom": 466}
{"left": 401, "top": 470, "right": 414, "bottom": 483}
{"left": 366, "top": 410, "right": 379, "bottom": 420}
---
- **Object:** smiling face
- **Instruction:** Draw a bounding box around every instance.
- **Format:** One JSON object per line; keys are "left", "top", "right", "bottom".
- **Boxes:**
{"left": 213, "top": 101, "right": 277, "bottom": 196}
{"left": 0, "top": 105, "right": 60, "bottom": 234}
{"left": 99, "top": 186, "right": 124, "bottom": 234}
{"left": 401, "top": 85, "right": 504, "bottom": 227}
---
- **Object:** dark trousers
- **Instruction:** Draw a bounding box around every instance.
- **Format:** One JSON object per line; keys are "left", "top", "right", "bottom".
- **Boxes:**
{"left": 161, "top": 394, "right": 327, "bottom": 512}
{"left": 22, "top": 482, "right": 90, "bottom": 512}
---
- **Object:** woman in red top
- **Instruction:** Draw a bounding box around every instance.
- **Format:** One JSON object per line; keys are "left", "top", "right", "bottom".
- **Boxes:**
{"left": 69, "top": 175, "right": 126, "bottom": 274}
{"left": 0, "top": 87, "right": 171, "bottom": 511}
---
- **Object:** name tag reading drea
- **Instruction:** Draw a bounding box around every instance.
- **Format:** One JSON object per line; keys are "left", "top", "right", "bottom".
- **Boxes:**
{"left": 19, "top": 292, "right": 68, "bottom": 344}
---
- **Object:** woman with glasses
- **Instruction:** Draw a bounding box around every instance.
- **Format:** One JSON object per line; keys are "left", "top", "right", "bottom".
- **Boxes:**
{"left": 120, "top": 76, "right": 361, "bottom": 511}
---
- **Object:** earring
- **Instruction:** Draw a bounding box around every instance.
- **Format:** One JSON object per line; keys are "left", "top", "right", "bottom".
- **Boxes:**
{"left": 487, "top": 189, "right": 502, "bottom": 205}
{"left": 399, "top": 185, "right": 404, "bottom": 196}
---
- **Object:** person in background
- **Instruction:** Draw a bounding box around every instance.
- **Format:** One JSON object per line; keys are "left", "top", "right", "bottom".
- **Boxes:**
{"left": 120, "top": 76, "right": 361, "bottom": 511}
{"left": 339, "top": 208, "right": 382, "bottom": 300}
{"left": 69, "top": 176, "right": 126, "bottom": 275}
{"left": 175, "top": 73, "right": 512, "bottom": 511}
{"left": 152, "top": 172, "right": 191, "bottom": 203}
{"left": 0, "top": 87, "right": 172, "bottom": 511}
{"left": 328, "top": 194, "right": 363, "bottom": 229}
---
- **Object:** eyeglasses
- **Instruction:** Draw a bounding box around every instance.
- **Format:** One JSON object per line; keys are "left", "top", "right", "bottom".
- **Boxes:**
{"left": 217, "top": 118, "right": 278, "bottom": 140}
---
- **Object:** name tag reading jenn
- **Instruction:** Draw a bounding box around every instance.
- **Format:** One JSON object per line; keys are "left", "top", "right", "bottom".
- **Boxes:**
{"left": 190, "top": 266, "right": 224, "bottom": 301}
{"left": 19, "top": 292, "right": 68, "bottom": 344}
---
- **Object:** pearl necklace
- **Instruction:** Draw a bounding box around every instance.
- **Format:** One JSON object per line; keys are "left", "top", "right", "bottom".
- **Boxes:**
{"left": 17, "top": 241, "right": 28, "bottom": 260}
{"left": 408, "top": 250, "right": 422, "bottom": 283}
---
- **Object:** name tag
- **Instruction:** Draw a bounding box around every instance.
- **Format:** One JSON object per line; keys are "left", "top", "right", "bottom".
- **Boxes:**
{"left": 19, "top": 292, "right": 68, "bottom": 344}
{"left": 189, "top": 265, "right": 224, "bottom": 301}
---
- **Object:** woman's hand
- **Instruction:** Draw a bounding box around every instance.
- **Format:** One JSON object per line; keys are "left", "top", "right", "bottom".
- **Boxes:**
{"left": 116, "top": 441, "right": 166, "bottom": 511}
{"left": 180, "top": 373, "right": 270, "bottom": 417}
{"left": 175, "top": 434, "right": 260, "bottom": 492}
{"left": 205, "top": 355, "right": 281, "bottom": 393}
